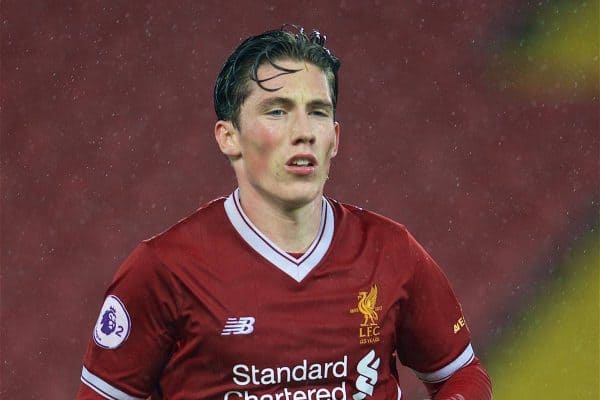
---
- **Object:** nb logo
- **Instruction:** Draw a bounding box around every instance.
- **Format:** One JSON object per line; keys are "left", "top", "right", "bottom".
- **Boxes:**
{"left": 353, "top": 349, "right": 380, "bottom": 400}
{"left": 221, "top": 317, "right": 256, "bottom": 335}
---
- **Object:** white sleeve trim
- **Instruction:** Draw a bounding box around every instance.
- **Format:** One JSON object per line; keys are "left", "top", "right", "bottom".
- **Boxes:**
{"left": 81, "top": 366, "right": 145, "bottom": 400}
{"left": 414, "top": 343, "right": 475, "bottom": 383}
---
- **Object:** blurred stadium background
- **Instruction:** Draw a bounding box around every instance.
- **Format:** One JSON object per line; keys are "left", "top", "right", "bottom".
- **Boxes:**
{"left": 1, "top": 1, "right": 598, "bottom": 398}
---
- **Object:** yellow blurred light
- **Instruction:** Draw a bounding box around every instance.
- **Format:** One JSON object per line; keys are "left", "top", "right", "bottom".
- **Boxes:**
{"left": 487, "top": 229, "right": 599, "bottom": 399}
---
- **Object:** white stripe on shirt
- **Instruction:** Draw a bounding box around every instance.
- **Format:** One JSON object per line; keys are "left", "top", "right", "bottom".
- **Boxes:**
{"left": 81, "top": 366, "right": 145, "bottom": 400}
{"left": 414, "top": 343, "right": 475, "bottom": 383}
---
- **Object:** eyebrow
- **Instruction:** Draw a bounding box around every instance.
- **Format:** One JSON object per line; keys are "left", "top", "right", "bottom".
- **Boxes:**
{"left": 257, "top": 97, "right": 333, "bottom": 112}
{"left": 307, "top": 100, "right": 334, "bottom": 112}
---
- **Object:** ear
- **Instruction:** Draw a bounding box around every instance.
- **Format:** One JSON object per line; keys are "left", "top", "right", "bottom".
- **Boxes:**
{"left": 214, "top": 120, "right": 241, "bottom": 159}
{"left": 330, "top": 121, "right": 340, "bottom": 158}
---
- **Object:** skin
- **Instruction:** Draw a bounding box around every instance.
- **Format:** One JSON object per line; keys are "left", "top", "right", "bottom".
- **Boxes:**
{"left": 214, "top": 59, "right": 340, "bottom": 253}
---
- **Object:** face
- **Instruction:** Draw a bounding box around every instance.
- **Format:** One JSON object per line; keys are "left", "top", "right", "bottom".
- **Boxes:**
{"left": 215, "top": 59, "right": 340, "bottom": 210}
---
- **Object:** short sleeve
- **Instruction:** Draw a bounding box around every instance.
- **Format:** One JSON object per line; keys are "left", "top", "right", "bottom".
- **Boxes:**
{"left": 79, "top": 242, "right": 180, "bottom": 399}
{"left": 396, "top": 231, "right": 474, "bottom": 383}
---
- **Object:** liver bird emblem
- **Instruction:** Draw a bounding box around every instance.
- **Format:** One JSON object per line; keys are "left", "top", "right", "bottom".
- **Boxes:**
{"left": 357, "top": 285, "right": 379, "bottom": 326}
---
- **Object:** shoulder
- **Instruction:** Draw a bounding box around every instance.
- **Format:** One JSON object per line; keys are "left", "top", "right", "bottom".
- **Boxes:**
{"left": 328, "top": 197, "right": 412, "bottom": 241}
{"left": 327, "top": 197, "right": 423, "bottom": 265}
{"left": 144, "top": 196, "right": 228, "bottom": 247}
{"left": 119, "top": 196, "right": 231, "bottom": 272}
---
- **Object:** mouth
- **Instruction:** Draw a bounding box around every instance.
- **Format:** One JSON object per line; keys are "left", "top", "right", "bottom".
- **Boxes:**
{"left": 286, "top": 154, "right": 317, "bottom": 167}
{"left": 285, "top": 154, "right": 318, "bottom": 175}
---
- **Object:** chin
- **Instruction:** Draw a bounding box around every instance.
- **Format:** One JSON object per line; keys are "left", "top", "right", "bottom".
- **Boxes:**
{"left": 279, "top": 183, "right": 324, "bottom": 208}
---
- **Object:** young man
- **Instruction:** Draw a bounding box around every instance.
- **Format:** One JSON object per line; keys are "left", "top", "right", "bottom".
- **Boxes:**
{"left": 77, "top": 27, "right": 492, "bottom": 400}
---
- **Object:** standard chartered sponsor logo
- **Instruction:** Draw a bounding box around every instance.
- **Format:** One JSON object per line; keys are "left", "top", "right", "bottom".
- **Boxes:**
{"left": 223, "top": 350, "right": 383, "bottom": 400}
{"left": 224, "top": 357, "right": 348, "bottom": 400}
{"left": 223, "top": 384, "right": 346, "bottom": 400}
{"left": 232, "top": 357, "right": 348, "bottom": 385}
{"left": 352, "top": 350, "right": 380, "bottom": 400}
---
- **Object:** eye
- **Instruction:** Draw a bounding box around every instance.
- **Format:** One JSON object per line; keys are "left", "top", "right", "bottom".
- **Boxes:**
{"left": 266, "top": 109, "right": 286, "bottom": 117}
{"left": 310, "top": 110, "right": 330, "bottom": 117}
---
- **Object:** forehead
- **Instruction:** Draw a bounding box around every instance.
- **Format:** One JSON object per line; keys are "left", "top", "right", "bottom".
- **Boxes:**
{"left": 245, "top": 59, "right": 332, "bottom": 104}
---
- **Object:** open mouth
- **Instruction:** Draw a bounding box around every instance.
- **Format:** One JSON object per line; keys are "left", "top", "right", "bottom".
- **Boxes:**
{"left": 287, "top": 155, "right": 317, "bottom": 167}
{"left": 289, "top": 159, "right": 314, "bottom": 167}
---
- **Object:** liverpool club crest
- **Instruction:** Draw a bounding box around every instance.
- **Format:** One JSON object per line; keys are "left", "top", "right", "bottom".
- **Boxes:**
{"left": 349, "top": 285, "right": 383, "bottom": 344}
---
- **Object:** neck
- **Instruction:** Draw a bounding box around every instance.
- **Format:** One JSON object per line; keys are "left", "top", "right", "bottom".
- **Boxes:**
{"left": 236, "top": 187, "right": 323, "bottom": 253}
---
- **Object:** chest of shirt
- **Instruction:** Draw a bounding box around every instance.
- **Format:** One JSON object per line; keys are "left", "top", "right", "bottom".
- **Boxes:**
{"left": 168, "top": 245, "right": 410, "bottom": 372}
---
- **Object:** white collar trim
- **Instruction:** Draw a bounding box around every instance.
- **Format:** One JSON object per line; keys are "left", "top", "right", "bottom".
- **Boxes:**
{"left": 224, "top": 189, "right": 334, "bottom": 282}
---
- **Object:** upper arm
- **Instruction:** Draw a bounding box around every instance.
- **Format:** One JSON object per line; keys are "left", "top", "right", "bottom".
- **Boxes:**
{"left": 395, "top": 231, "right": 474, "bottom": 383}
{"left": 78, "top": 243, "right": 179, "bottom": 399}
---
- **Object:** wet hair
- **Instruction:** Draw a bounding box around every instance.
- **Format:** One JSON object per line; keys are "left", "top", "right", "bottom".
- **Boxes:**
{"left": 214, "top": 25, "right": 341, "bottom": 128}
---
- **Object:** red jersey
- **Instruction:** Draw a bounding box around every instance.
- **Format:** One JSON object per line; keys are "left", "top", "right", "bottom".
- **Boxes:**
{"left": 79, "top": 190, "right": 474, "bottom": 400}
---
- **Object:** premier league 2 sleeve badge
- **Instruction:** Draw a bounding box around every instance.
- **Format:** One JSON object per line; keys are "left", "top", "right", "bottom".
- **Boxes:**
{"left": 93, "top": 295, "right": 131, "bottom": 349}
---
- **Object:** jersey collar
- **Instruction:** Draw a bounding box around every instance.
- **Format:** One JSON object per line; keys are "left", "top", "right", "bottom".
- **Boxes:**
{"left": 224, "top": 189, "right": 335, "bottom": 282}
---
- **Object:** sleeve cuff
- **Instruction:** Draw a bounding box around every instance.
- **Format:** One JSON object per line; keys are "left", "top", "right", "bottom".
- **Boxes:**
{"left": 413, "top": 343, "right": 475, "bottom": 383}
{"left": 80, "top": 366, "right": 145, "bottom": 400}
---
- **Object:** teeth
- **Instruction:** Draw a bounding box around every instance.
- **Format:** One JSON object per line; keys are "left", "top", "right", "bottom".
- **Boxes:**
{"left": 292, "top": 159, "right": 310, "bottom": 166}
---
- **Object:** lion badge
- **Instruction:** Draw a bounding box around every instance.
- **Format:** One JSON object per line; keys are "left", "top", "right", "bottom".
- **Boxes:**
{"left": 93, "top": 295, "right": 131, "bottom": 349}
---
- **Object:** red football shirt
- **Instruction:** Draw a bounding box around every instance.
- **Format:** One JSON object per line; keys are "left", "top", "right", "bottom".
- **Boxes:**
{"left": 79, "top": 190, "right": 474, "bottom": 400}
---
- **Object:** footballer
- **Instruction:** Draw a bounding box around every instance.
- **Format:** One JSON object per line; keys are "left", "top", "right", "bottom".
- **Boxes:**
{"left": 77, "top": 26, "right": 492, "bottom": 400}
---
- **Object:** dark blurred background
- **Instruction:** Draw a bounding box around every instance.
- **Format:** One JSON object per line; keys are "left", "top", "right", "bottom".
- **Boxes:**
{"left": 1, "top": 1, "right": 598, "bottom": 398}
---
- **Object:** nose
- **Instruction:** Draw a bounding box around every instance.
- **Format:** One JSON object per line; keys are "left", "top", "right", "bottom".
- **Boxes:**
{"left": 290, "top": 113, "right": 316, "bottom": 145}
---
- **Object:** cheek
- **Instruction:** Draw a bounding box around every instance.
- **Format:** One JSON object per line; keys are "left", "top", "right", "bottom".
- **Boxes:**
{"left": 248, "top": 153, "right": 269, "bottom": 176}
{"left": 243, "top": 126, "right": 281, "bottom": 175}
{"left": 320, "top": 129, "right": 338, "bottom": 157}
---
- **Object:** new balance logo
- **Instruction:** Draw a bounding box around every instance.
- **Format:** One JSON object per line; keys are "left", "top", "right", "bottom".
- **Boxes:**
{"left": 221, "top": 317, "right": 256, "bottom": 335}
{"left": 353, "top": 349, "right": 380, "bottom": 400}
